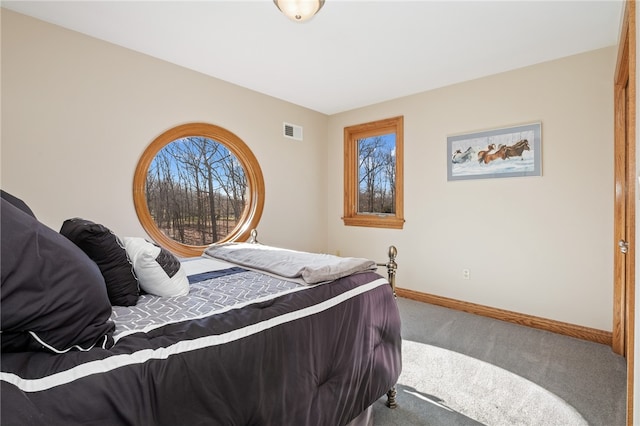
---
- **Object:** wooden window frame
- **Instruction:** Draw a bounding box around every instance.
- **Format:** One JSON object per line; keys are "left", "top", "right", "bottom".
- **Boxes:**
{"left": 133, "top": 122, "right": 265, "bottom": 257}
{"left": 343, "top": 116, "right": 404, "bottom": 229}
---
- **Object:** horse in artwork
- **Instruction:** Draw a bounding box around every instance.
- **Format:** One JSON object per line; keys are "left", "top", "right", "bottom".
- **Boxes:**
{"left": 478, "top": 143, "right": 509, "bottom": 164}
{"left": 503, "top": 139, "right": 530, "bottom": 159}
{"left": 477, "top": 144, "right": 496, "bottom": 163}
{"left": 479, "top": 145, "right": 508, "bottom": 164}
{"left": 452, "top": 146, "right": 474, "bottom": 164}
{"left": 478, "top": 139, "right": 531, "bottom": 164}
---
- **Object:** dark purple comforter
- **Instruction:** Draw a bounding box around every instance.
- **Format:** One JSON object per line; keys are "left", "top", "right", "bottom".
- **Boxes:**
{"left": 1, "top": 271, "right": 402, "bottom": 426}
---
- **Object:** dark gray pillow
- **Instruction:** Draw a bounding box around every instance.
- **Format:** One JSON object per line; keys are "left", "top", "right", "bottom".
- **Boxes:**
{"left": 0, "top": 190, "right": 35, "bottom": 218}
{"left": 1, "top": 199, "right": 115, "bottom": 353}
{"left": 60, "top": 218, "right": 140, "bottom": 306}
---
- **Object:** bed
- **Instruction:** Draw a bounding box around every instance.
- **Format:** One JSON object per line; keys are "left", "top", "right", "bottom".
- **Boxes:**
{"left": 0, "top": 192, "right": 402, "bottom": 426}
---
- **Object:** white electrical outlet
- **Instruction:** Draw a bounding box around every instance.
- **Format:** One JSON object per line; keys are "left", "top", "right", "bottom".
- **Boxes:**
{"left": 462, "top": 269, "right": 470, "bottom": 280}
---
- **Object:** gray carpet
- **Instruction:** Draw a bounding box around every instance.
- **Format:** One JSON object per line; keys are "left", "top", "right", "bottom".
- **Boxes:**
{"left": 373, "top": 297, "right": 627, "bottom": 425}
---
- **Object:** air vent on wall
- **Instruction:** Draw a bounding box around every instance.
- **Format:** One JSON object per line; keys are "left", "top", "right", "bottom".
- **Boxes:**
{"left": 283, "top": 122, "right": 303, "bottom": 141}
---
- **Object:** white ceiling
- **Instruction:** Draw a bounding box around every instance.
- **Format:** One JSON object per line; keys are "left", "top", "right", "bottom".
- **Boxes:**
{"left": 2, "top": 0, "right": 625, "bottom": 115}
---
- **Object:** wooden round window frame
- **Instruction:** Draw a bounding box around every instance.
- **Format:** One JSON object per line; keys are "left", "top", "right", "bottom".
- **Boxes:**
{"left": 133, "top": 122, "right": 265, "bottom": 257}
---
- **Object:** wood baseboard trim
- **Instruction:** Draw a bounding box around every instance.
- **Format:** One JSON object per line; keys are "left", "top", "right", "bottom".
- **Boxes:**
{"left": 396, "top": 287, "right": 612, "bottom": 346}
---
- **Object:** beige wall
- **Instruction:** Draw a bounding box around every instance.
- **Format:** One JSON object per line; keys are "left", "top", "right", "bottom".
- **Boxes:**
{"left": 328, "top": 47, "right": 616, "bottom": 331}
{"left": 2, "top": 10, "right": 616, "bottom": 331}
{"left": 1, "top": 10, "right": 329, "bottom": 253}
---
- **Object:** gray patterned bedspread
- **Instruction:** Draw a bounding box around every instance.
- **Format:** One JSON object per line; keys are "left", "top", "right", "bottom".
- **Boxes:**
{"left": 110, "top": 256, "right": 304, "bottom": 341}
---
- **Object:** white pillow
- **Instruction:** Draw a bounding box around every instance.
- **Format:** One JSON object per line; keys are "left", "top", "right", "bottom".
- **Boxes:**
{"left": 122, "top": 237, "right": 189, "bottom": 297}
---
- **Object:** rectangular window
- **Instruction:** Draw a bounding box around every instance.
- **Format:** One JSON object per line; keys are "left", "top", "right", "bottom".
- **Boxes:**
{"left": 343, "top": 116, "right": 404, "bottom": 229}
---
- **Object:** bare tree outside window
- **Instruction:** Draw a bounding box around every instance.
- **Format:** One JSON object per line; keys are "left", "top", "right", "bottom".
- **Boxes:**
{"left": 358, "top": 133, "right": 396, "bottom": 215}
{"left": 146, "top": 137, "right": 247, "bottom": 246}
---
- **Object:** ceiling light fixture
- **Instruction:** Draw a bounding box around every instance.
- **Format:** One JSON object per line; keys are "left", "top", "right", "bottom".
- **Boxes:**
{"left": 273, "top": 0, "right": 325, "bottom": 23}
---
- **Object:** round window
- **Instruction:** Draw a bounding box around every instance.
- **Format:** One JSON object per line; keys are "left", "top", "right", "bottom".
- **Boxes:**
{"left": 133, "top": 123, "right": 264, "bottom": 257}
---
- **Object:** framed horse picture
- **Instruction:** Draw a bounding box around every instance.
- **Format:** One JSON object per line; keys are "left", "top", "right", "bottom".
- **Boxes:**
{"left": 447, "top": 122, "right": 542, "bottom": 181}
